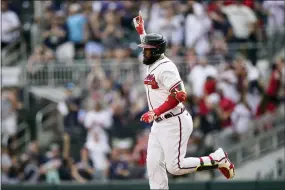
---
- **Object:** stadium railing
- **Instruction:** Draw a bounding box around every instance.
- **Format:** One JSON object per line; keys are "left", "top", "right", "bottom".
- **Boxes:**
{"left": 14, "top": 122, "right": 31, "bottom": 155}
{"left": 21, "top": 54, "right": 263, "bottom": 88}
{"left": 1, "top": 37, "right": 27, "bottom": 66}
{"left": 35, "top": 103, "right": 63, "bottom": 140}
{"left": 218, "top": 110, "right": 285, "bottom": 168}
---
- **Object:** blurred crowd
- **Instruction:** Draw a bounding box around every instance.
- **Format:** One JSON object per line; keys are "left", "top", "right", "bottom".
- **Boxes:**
{"left": 23, "top": 0, "right": 284, "bottom": 67}
{"left": 1, "top": 0, "right": 285, "bottom": 184}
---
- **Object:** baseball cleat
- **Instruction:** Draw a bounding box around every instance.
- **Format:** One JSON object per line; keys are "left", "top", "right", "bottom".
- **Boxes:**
{"left": 210, "top": 148, "right": 235, "bottom": 179}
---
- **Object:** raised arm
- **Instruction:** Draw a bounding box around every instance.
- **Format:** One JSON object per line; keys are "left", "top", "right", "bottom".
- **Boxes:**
{"left": 133, "top": 11, "right": 146, "bottom": 42}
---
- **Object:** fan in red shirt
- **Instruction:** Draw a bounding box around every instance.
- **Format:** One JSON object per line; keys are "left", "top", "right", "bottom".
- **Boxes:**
{"left": 217, "top": 88, "right": 236, "bottom": 129}
{"left": 198, "top": 76, "right": 217, "bottom": 116}
{"left": 132, "top": 130, "right": 149, "bottom": 166}
{"left": 256, "top": 59, "right": 284, "bottom": 116}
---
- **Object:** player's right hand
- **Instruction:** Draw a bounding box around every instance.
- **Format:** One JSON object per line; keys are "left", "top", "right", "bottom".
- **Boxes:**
{"left": 133, "top": 10, "right": 146, "bottom": 35}
{"left": 140, "top": 110, "right": 157, "bottom": 123}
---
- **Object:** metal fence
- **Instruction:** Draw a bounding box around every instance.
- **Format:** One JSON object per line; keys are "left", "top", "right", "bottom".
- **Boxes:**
{"left": 21, "top": 39, "right": 283, "bottom": 88}
{"left": 23, "top": 57, "right": 190, "bottom": 87}
{"left": 218, "top": 106, "right": 285, "bottom": 168}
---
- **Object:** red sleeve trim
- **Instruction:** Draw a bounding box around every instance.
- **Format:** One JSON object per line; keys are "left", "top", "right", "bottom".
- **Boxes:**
{"left": 169, "top": 80, "right": 182, "bottom": 92}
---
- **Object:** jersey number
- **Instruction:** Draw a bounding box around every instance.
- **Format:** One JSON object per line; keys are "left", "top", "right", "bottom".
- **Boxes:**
{"left": 144, "top": 74, "right": 159, "bottom": 89}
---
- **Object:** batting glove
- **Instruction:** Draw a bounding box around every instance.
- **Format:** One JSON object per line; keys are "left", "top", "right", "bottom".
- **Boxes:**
{"left": 133, "top": 10, "right": 146, "bottom": 36}
{"left": 140, "top": 110, "right": 157, "bottom": 123}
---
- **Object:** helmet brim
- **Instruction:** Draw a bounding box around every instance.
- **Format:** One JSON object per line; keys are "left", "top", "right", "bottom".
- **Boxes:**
{"left": 138, "top": 43, "right": 156, "bottom": 48}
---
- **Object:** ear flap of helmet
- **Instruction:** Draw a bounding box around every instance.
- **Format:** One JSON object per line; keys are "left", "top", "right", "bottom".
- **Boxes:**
{"left": 153, "top": 41, "right": 166, "bottom": 56}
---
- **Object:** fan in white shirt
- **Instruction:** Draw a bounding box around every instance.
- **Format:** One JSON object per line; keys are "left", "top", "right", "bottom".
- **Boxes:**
{"left": 84, "top": 102, "right": 113, "bottom": 179}
{"left": 184, "top": 1, "right": 211, "bottom": 56}
{"left": 217, "top": 65, "right": 240, "bottom": 103}
{"left": 147, "top": 5, "right": 184, "bottom": 56}
{"left": 187, "top": 57, "right": 218, "bottom": 98}
{"left": 222, "top": 2, "right": 257, "bottom": 40}
{"left": 1, "top": 1, "right": 21, "bottom": 47}
{"left": 262, "top": 1, "right": 285, "bottom": 35}
{"left": 231, "top": 97, "right": 252, "bottom": 138}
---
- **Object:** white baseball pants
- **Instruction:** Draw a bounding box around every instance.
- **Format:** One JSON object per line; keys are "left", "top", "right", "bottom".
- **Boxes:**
{"left": 147, "top": 111, "right": 213, "bottom": 189}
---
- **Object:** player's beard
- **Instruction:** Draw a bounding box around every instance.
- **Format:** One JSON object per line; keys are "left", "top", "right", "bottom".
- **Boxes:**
{"left": 143, "top": 55, "right": 160, "bottom": 65}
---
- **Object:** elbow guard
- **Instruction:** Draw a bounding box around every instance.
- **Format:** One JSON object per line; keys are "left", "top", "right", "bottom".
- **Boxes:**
{"left": 175, "top": 90, "right": 187, "bottom": 102}
{"left": 170, "top": 82, "right": 187, "bottom": 102}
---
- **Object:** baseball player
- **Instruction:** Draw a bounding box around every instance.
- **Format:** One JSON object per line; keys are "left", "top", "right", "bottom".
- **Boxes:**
{"left": 133, "top": 11, "right": 235, "bottom": 189}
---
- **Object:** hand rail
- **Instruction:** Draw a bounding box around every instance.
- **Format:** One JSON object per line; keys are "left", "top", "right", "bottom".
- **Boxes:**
{"left": 1, "top": 37, "right": 27, "bottom": 66}
{"left": 14, "top": 122, "right": 31, "bottom": 153}
{"left": 227, "top": 124, "right": 285, "bottom": 167}
{"left": 35, "top": 103, "right": 57, "bottom": 139}
{"left": 1, "top": 38, "right": 21, "bottom": 57}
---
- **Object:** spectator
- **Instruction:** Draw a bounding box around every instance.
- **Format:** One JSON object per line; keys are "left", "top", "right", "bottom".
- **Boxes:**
{"left": 208, "top": 0, "right": 233, "bottom": 41}
{"left": 27, "top": 141, "right": 46, "bottom": 166}
{"left": 256, "top": 58, "right": 284, "bottom": 116}
{"left": 18, "top": 153, "right": 39, "bottom": 183}
{"left": 84, "top": 102, "right": 112, "bottom": 180}
{"left": 217, "top": 63, "right": 240, "bottom": 103}
{"left": 231, "top": 93, "right": 253, "bottom": 140}
{"left": 57, "top": 83, "right": 81, "bottom": 138}
{"left": 147, "top": 1, "right": 169, "bottom": 34}
{"left": 35, "top": 7, "right": 55, "bottom": 32}
{"left": 119, "top": 0, "right": 140, "bottom": 30}
{"left": 39, "top": 144, "right": 62, "bottom": 184}
{"left": 185, "top": 48, "right": 198, "bottom": 71}
{"left": 184, "top": 0, "right": 211, "bottom": 56}
{"left": 1, "top": 90, "right": 18, "bottom": 147}
{"left": 4, "top": 154, "right": 21, "bottom": 184}
{"left": 84, "top": 102, "right": 113, "bottom": 145}
{"left": 66, "top": 3, "right": 88, "bottom": 57}
{"left": 75, "top": 147, "right": 95, "bottom": 181}
{"left": 187, "top": 56, "right": 218, "bottom": 99}
{"left": 217, "top": 88, "right": 236, "bottom": 130}
{"left": 1, "top": 146, "right": 12, "bottom": 184}
{"left": 262, "top": 1, "right": 285, "bottom": 57}
{"left": 109, "top": 148, "right": 130, "bottom": 180}
{"left": 246, "top": 64, "right": 263, "bottom": 114}
{"left": 209, "top": 32, "right": 229, "bottom": 60}
{"left": 234, "top": 55, "right": 249, "bottom": 95}
{"left": 42, "top": 15, "right": 67, "bottom": 51}
{"left": 100, "top": 78, "right": 121, "bottom": 106}
{"left": 262, "top": 1, "right": 285, "bottom": 37}
{"left": 131, "top": 130, "right": 149, "bottom": 168}
{"left": 27, "top": 45, "right": 55, "bottom": 73}
{"left": 85, "top": 11, "right": 104, "bottom": 60}
{"left": 204, "top": 76, "right": 217, "bottom": 96}
{"left": 149, "top": 3, "right": 184, "bottom": 56}
{"left": 100, "top": 10, "right": 126, "bottom": 58}
{"left": 199, "top": 93, "right": 221, "bottom": 136}
{"left": 222, "top": 0, "right": 257, "bottom": 43}
{"left": 1, "top": 0, "right": 21, "bottom": 49}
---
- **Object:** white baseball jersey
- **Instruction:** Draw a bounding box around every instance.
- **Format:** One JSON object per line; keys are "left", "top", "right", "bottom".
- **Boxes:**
{"left": 143, "top": 55, "right": 184, "bottom": 113}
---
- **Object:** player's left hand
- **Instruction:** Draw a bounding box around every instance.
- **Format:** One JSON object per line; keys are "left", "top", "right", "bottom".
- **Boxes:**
{"left": 140, "top": 110, "right": 157, "bottom": 123}
{"left": 133, "top": 10, "right": 146, "bottom": 35}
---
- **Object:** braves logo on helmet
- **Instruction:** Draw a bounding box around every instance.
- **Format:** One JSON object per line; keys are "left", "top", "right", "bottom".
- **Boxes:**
{"left": 144, "top": 74, "right": 159, "bottom": 89}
